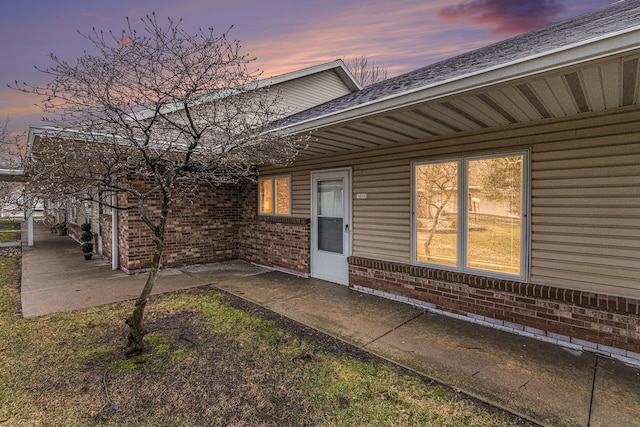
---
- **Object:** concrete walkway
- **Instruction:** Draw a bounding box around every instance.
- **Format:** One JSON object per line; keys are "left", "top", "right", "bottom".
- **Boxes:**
{"left": 20, "top": 223, "right": 640, "bottom": 427}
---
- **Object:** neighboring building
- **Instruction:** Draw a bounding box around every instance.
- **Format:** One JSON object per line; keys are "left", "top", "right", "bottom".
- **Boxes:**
{"left": 31, "top": 59, "right": 361, "bottom": 270}
{"left": 30, "top": 1, "right": 640, "bottom": 365}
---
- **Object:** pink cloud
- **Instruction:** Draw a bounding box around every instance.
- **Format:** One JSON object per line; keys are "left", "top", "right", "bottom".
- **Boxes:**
{"left": 438, "top": 0, "right": 567, "bottom": 35}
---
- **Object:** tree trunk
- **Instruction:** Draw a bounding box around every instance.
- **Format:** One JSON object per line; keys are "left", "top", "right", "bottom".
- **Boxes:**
{"left": 125, "top": 209, "right": 168, "bottom": 355}
{"left": 125, "top": 243, "right": 162, "bottom": 354}
{"left": 424, "top": 192, "right": 454, "bottom": 255}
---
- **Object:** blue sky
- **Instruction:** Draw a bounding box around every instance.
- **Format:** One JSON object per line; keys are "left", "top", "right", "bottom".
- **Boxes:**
{"left": 0, "top": 0, "right": 615, "bottom": 134}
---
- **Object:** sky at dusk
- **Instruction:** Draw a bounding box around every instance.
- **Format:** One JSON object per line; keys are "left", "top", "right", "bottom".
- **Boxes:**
{"left": 0, "top": 0, "right": 616, "bottom": 135}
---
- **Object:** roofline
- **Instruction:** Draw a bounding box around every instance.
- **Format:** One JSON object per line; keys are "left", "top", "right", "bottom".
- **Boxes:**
{"left": 134, "top": 59, "right": 362, "bottom": 120}
{"left": 260, "top": 59, "right": 362, "bottom": 92}
{"left": 275, "top": 25, "right": 640, "bottom": 134}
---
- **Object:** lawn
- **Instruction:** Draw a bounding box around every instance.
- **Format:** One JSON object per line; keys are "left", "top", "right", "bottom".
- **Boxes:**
{"left": 0, "top": 232, "right": 20, "bottom": 243}
{"left": 0, "top": 220, "right": 21, "bottom": 230}
{"left": 0, "top": 256, "right": 529, "bottom": 426}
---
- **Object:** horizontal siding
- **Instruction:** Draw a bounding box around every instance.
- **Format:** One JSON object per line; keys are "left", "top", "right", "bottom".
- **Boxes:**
{"left": 260, "top": 107, "right": 640, "bottom": 298}
{"left": 353, "top": 161, "right": 411, "bottom": 262}
{"left": 530, "top": 117, "right": 640, "bottom": 297}
{"left": 278, "top": 71, "right": 352, "bottom": 116}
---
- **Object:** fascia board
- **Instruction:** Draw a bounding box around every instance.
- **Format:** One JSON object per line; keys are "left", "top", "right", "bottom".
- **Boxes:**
{"left": 260, "top": 59, "right": 361, "bottom": 90}
{"left": 277, "top": 26, "right": 640, "bottom": 134}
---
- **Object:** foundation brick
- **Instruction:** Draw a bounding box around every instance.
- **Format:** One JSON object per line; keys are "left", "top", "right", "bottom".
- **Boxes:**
{"left": 348, "top": 256, "right": 640, "bottom": 355}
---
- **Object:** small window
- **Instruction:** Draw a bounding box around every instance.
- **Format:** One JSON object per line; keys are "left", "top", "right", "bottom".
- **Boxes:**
{"left": 259, "top": 176, "right": 291, "bottom": 216}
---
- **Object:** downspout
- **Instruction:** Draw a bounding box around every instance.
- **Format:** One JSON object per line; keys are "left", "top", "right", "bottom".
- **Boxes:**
{"left": 111, "top": 193, "right": 119, "bottom": 270}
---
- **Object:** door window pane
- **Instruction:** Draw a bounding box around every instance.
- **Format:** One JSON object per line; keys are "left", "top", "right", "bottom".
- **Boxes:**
{"left": 467, "top": 155, "right": 523, "bottom": 275}
{"left": 318, "top": 217, "right": 343, "bottom": 253}
{"left": 415, "top": 161, "right": 458, "bottom": 267}
{"left": 317, "top": 179, "right": 344, "bottom": 254}
{"left": 317, "top": 180, "right": 343, "bottom": 217}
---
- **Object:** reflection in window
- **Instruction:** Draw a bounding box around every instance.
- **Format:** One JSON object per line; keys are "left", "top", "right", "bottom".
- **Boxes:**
{"left": 275, "top": 177, "right": 290, "bottom": 215}
{"left": 259, "top": 176, "right": 291, "bottom": 216}
{"left": 414, "top": 153, "right": 526, "bottom": 278}
{"left": 259, "top": 179, "right": 273, "bottom": 214}
{"left": 467, "top": 156, "right": 522, "bottom": 275}
{"left": 415, "top": 161, "right": 458, "bottom": 267}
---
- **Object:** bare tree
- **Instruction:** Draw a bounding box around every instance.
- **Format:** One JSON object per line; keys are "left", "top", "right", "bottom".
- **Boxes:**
{"left": 17, "top": 15, "right": 305, "bottom": 353}
{"left": 345, "top": 56, "right": 388, "bottom": 87}
{"left": 0, "top": 120, "right": 29, "bottom": 217}
{"left": 415, "top": 162, "right": 457, "bottom": 259}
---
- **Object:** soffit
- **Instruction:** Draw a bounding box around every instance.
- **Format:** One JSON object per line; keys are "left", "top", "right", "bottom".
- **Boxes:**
{"left": 296, "top": 51, "right": 640, "bottom": 159}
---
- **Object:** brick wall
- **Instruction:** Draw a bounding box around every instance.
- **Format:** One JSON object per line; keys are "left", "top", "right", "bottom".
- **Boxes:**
{"left": 91, "top": 178, "right": 309, "bottom": 276}
{"left": 117, "top": 180, "right": 242, "bottom": 273}
{"left": 238, "top": 182, "right": 310, "bottom": 275}
{"left": 349, "top": 256, "right": 640, "bottom": 364}
{"left": 239, "top": 216, "right": 311, "bottom": 275}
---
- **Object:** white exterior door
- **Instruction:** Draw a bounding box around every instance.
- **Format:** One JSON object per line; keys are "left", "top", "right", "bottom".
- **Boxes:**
{"left": 311, "top": 169, "right": 351, "bottom": 284}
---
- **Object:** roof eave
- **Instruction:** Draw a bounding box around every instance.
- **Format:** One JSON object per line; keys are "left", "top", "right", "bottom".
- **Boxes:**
{"left": 260, "top": 59, "right": 361, "bottom": 91}
{"left": 277, "top": 26, "right": 640, "bottom": 135}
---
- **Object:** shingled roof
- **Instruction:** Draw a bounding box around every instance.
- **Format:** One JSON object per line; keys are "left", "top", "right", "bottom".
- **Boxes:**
{"left": 280, "top": 0, "right": 640, "bottom": 128}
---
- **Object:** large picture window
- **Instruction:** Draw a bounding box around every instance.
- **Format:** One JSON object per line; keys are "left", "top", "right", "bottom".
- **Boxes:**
{"left": 258, "top": 176, "right": 291, "bottom": 216}
{"left": 413, "top": 152, "right": 527, "bottom": 279}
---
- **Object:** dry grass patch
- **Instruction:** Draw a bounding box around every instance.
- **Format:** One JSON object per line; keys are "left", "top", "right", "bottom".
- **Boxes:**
{"left": 0, "top": 256, "right": 531, "bottom": 426}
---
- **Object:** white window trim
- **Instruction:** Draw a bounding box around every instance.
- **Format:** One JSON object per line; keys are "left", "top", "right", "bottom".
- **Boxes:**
{"left": 258, "top": 175, "right": 292, "bottom": 217}
{"left": 411, "top": 150, "right": 529, "bottom": 282}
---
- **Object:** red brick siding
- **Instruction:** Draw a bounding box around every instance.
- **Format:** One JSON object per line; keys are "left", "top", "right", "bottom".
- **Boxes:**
{"left": 349, "top": 256, "right": 640, "bottom": 354}
{"left": 118, "top": 180, "right": 242, "bottom": 273}
{"left": 239, "top": 216, "right": 311, "bottom": 274}
{"left": 93, "top": 179, "right": 309, "bottom": 276}
{"left": 238, "top": 182, "right": 310, "bottom": 275}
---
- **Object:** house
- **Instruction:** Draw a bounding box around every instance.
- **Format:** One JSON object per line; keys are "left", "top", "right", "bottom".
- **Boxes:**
{"left": 250, "top": 0, "right": 640, "bottom": 365}
{"left": 30, "top": 59, "right": 361, "bottom": 271}
{"left": 31, "top": 1, "right": 640, "bottom": 365}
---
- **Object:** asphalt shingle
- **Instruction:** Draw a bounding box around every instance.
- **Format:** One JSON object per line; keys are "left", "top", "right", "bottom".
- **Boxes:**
{"left": 281, "top": 0, "right": 640, "bottom": 127}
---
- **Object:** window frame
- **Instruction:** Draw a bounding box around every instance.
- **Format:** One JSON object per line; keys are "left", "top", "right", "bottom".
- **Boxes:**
{"left": 258, "top": 175, "right": 292, "bottom": 217}
{"left": 411, "top": 150, "right": 529, "bottom": 282}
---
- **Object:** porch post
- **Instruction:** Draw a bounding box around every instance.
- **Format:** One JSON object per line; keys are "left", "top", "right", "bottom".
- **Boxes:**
{"left": 111, "top": 193, "right": 119, "bottom": 270}
{"left": 26, "top": 206, "right": 33, "bottom": 247}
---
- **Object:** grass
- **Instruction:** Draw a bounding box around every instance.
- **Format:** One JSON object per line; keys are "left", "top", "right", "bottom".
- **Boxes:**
{"left": 0, "top": 220, "right": 21, "bottom": 243}
{"left": 0, "top": 255, "right": 529, "bottom": 426}
{"left": 0, "top": 232, "right": 20, "bottom": 243}
{"left": 0, "top": 220, "right": 21, "bottom": 230}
